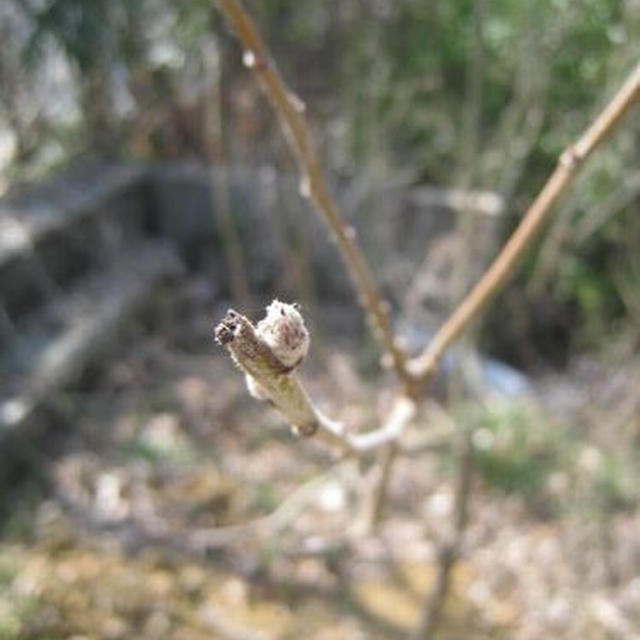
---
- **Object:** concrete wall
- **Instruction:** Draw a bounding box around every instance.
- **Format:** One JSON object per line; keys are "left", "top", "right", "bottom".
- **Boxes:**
{"left": 1, "top": 160, "right": 504, "bottom": 328}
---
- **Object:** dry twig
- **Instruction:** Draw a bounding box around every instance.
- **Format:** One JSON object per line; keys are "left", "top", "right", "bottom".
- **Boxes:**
{"left": 411, "top": 431, "right": 474, "bottom": 640}
{"left": 216, "top": 0, "right": 409, "bottom": 385}
{"left": 214, "top": 306, "right": 415, "bottom": 456}
{"left": 211, "top": 9, "right": 640, "bottom": 637}
{"left": 409, "top": 61, "right": 640, "bottom": 384}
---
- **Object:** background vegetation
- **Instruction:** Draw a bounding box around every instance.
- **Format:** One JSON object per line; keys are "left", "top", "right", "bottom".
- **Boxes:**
{"left": 2, "top": 0, "right": 639, "bottom": 364}
{"left": 0, "top": 2, "right": 639, "bottom": 638}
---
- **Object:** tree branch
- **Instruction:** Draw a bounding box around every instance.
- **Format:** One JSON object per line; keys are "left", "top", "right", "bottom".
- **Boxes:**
{"left": 411, "top": 430, "right": 474, "bottom": 640}
{"left": 409, "top": 62, "right": 640, "bottom": 384}
{"left": 214, "top": 306, "right": 415, "bottom": 456}
{"left": 215, "top": 0, "right": 409, "bottom": 386}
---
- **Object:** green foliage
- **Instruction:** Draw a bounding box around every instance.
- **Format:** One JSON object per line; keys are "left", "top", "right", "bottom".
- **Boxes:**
{"left": 25, "top": 0, "right": 118, "bottom": 73}
{"left": 5, "top": 0, "right": 640, "bottom": 354}
{"left": 591, "top": 450, "right": 634, "bottom": 511}
{"left": 469, "top": 402, "right": 561, "bottom": 499}
{"left": 459, "top": 399, "right": 637, "bottom": 519}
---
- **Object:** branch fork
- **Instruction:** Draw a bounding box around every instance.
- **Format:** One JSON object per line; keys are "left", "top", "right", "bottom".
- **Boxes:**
{"left": 213, "top": 5, "right": 639, "bottom": 637}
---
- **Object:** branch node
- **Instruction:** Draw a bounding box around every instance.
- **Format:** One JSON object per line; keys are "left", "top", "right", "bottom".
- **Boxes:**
{"left": 559, "top": 146, "right": 583, "bottom": 169}
{"left": 242, "top": 49, "right": 268, "bottom": 70}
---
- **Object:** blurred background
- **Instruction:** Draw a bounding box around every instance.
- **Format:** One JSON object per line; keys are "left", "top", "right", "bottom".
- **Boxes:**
{"left": 0, "top": 1, "right": 639, "bottom": 638}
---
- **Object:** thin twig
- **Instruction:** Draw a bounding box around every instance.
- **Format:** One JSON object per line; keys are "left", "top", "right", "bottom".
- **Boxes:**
{"left": 395, "top": 3, "right": 484, "bottom": 543}
{"left": 214, "top": 307, "right": 350, "bottom": 450}
{"left": 350, "top": 396, "right": 416, "bottom": 451}
{"left": 409, "top": 62, "right": 640, "bottom": 383}
{"left": 360, "top": 390, "right": 428, "bottom": 532}
{"left": 214, "top": 307, "right": 415, "bottom": 455}
{"left": 215, "top": 0, "right": 409, "bottom": 386}
{"left": 363, "top": 441, "right": 398, "bottom": 532}
{"left": 410, "top": 430, "right": 474, "bottom": 640}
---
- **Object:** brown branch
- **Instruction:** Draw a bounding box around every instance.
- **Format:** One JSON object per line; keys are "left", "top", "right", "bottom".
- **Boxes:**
{"left": 409, "top": 61, "right": 640, "bottom": 384}
{"left": 411, "top": 430, "right": 474, "bottom": 640}
{"left": 215, "top": 0, "right": 409, "bottom": 386}
{"left": 362, "top": 441, "right": 399, "bottom": 532}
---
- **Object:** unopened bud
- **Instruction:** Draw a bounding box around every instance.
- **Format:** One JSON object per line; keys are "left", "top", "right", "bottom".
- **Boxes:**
{"left": 256, "top": 300, "right": 310, "bottom": 369}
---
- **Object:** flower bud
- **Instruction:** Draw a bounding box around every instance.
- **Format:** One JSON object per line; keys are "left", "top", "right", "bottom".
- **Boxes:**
{"left": 255, "top": 300, "right": 309, "bottom": 369}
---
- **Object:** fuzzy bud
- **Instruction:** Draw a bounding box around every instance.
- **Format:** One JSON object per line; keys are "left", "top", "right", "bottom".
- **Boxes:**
{"left": 255, "top": 300, "right": 309, "bottom": 369}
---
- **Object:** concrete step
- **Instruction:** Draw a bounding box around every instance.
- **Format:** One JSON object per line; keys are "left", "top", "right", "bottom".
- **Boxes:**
{"left": 0, "top": 239, "right": 183, "bottom": 436}
{"left": 0, "top": 163, "right": 149, "bottom": 322}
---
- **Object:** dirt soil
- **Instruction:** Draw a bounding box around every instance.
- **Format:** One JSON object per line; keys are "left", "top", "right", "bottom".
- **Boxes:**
{"left": 1, "top": 281, "right": 638, "bottom": 640}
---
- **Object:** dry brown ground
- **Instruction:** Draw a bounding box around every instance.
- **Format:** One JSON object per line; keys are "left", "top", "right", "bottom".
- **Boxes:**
{"left": 1, "top": 288, "right": 638, "bottom": 640}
